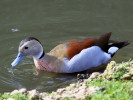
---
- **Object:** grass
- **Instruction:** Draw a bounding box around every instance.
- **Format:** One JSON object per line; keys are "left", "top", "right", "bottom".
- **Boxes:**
{"left": 84, "top": 60, "right": 133, "bottom": 100}
{"left": 64, "top": 97, "right": 75, "bottom": 100}
{"left": 113, "top": 63, "right": 129, "bottom": 80}
{"left": 86, "top": 79, "right": 133, "bottom": 100}
{"left": 0, "top": 93, "right": 28, "bottom": 100}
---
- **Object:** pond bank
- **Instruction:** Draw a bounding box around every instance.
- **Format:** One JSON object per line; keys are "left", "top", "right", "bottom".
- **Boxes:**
{"left": 0, "top": 60, "right": 133, "bottom": 100}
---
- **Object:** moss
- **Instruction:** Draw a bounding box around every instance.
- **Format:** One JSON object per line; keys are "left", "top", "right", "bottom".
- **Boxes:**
{"left": 85, "top": 61, "right": 133, "bottom": 100}
{"left": 49, "top": 92, "right": 56, "bottom": 96}
{"left": 0, "top": 93, "right": 28, "bottom": 100}
{"left": 103, "top": 60, "right": 133, "bottom": 80}
{"left": 0, "top": 94, "right": 10, "bottom": 99}
{"left": 86, "top": 79, "right": 133, "bottom": 100}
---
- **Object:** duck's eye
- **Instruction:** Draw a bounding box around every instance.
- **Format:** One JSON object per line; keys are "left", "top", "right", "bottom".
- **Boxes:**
{"left": 25, "top": 46, "right": 28, "bottom": 49}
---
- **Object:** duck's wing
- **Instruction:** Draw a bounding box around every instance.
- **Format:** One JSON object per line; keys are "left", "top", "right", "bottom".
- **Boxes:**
{"left": 65, "top": 38, "right": 95, "bottom": 59}
{"left": 48, "top": 32, "right": 112, "bottom": 60}
{"left": 66, "top": 32, "right": 112, "bottom": 59}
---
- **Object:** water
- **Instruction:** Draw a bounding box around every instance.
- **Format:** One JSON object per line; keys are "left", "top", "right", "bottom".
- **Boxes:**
{"left": 0, "top": 0, "right": 133, "bottom": 93}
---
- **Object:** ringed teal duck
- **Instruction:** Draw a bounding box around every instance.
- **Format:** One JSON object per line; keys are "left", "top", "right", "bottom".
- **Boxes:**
{"left": 11, "top": 32, "right": 130, "bottom": 73}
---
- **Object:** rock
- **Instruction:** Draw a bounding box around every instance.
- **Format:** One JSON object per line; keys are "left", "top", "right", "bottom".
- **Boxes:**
{"left": 56, "top": 88, "right": 65, "bottom": 94}
{"left": 39, "top": 92, "right": 48, "bottom": 97}
{"left": 102, "top": 61, "right": 117, "bottom": 80}
{"left": 122, "top": 73, "right": 132, "bottom": 80}
{"left": 28, "top": 89, "right": 39, "bottom": 100}
{"left": 89, "top": 72, "right": 101, "bottom": 79}
{"left": 4, "top": 92, "right": 10, "bottom": 95}
{"left": 129, "top": 68, "right": 133, "bottom": 75}
{"left": 19, "top": 88, "right": 27, "bottom": 93}
{"left": 87, "top": 86, "right": 100, "bottom": 95}
{"left": 102, "top": 60, "right": 133, "bottom": 80}
{"left": 115, "top": 66, "right": 123, "bottom": 71}
{"left": 43, "top": 97, "right": 53, "bottom": 100}
{"left": 54, "top": 94, "right": 61, "bottom": 99}
{"left": 102, "top": 64, "right": 114, "bottom": 80}
{"left": 76, "top": 89, "right": 86, "bottom": 99}
{"left": 110, "top": 61, "right": 116, "bottom": 66}
{"left": 79, "top": 85, "right": 86, "bottom": 90}
{"left": 7, "top": 98, "right": 16, "bottom": 100}
{"left": 10, "top": 90, "right": 19, "bottom": 95}
{"left": 100, "top": 87, "right": 106, "bottom": 91}
{"left": 69, "top": 83, "right": 76, "bottom": 88}
{"left": 77, "top": 74, "right": 90, "bottom": 82}
{"left": 125, "top": 67, "right": 130, "bottom": 71}
{"left": 65, "top": 83, "right": 76, "bottom": 91}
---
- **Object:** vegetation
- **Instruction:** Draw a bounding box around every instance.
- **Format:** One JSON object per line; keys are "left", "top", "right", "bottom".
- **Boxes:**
{"left": 0, "top": 93, "right": 28, "bottom": 100}
{"left": 85, "top": 60, "right": 133, "bottom": 100}
{"left": 86, "top": 80, "right": 133, "bottom": 100}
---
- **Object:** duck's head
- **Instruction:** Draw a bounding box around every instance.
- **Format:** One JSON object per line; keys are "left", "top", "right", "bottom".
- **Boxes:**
{"left": 11, "top": 37, "right": 44, "bottom": 67}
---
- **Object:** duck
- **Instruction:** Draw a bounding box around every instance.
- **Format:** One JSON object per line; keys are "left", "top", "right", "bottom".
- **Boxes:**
{"left": 11, "top": 32, "right": 130, "bottom": 73}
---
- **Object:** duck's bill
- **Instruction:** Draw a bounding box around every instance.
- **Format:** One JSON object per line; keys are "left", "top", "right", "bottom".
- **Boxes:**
{"left": 11, "top": 53, "right": 25, "bottom": 67}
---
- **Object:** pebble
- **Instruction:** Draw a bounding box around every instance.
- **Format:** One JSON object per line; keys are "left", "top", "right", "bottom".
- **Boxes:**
{"left": 28, "top": 89, "right": 39, "bottom": 100}
{"left": 10, "top": 90, "right": 19, "bottom": 95}
{"left": 19, "top": 88, "right": 27, "bottom": 93}
{"left": 131, "top": 88, "right": 133, "bottom": 91}
{"left": 122, "top": 73, "right": 131, "bottom": 79}
{"left": 110, "top": 61, "right": 116, "bottom": 66}
{"left": 89, "top": 72, "right": 101, "bottom": 79}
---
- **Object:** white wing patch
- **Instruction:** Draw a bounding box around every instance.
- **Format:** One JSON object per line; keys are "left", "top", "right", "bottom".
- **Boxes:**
{"left": 63, "top": 46, "right": 111, "bottom": 73}
{"left": 108, "top": 46, "right": 119, "bottom": 55}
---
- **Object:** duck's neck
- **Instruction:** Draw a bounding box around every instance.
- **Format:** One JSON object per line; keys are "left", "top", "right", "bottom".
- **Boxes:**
{"left": 33, "top": 48, "right": 45, "bottom": 60}
{"left": 39, "top": 51, "right": 45, "bottom": 59}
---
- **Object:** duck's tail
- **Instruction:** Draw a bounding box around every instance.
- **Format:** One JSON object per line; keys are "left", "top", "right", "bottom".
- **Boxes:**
{"left": 107, "top": 41, "right": 130, "bottom": 57}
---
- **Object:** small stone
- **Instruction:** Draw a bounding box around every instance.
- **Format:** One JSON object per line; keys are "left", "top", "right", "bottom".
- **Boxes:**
{"left": 122, "top": 73, "right": 131, "bottom": 80}
{"left": 125, "top": 67, "right": 130, "bottom": 71}
{"left": 19, "top": 88, "right": 27, "bottom": 93}
{"left": 40, "top": 92, "right": 48, "bottom": 97}
{"left": 115, "top": 66, "right": 123, "bottom": 71}
{"left": 7, "top": 98, "right": 16, "bottom": 100}
{"left": 89, "top": 72, "right": 101, "bottom": 79}
{"left": 54, "top": 94, "right": 61, "bottom": 99}
{"left": 129, "top": 68, "right": 133, "bottom": 75}
{"left": 11, "top": 90, "right": 19, "bottom": 95}
{"left": 56, "top": 88, "right": 65, "bottom": 94}
{"left": 77, "top": 74, "right": 85, "bottom": 79}
{"left": 100, "top": 87, "right": 106, "bottom": 91}
{"left": 77, "top": 74, "right": 90, "bottom": 81}
{"left": 4, "top": 92, "right": 10, "bottom": 95}
{"left": 70, "top": 83, "right": 76, "bottom": 88}
{"left": 79, "top": 85, "right": 86, "bottom": 90}
{"left": 87, "top": 86, "right": 99, "bottom": 95}
{"left": 28, "top": 89, "right": 39, "bottom": 100}
{"left": 77, "top": 89, "right": 85, "bottom": 95}
{"left": 110, "top": 61, "right": 116, "bottom": 66}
